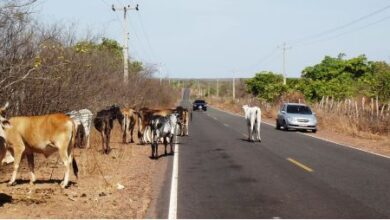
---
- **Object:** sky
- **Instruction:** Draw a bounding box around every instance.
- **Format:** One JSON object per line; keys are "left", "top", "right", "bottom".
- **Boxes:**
{"left": 36, "top": 0, "right": 390, "bottom": 79}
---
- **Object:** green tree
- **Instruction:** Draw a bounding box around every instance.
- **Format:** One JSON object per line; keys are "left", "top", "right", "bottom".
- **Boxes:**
{"left": 245, "top": 71, "right": 286, "bottom": 102}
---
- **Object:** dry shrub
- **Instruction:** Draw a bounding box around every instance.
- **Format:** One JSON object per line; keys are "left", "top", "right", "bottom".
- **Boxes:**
{"left": 0, "top": 1, "right": 179, "bottom": 116}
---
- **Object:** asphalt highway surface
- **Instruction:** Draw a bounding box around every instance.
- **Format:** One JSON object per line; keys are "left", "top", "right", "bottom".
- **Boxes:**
{"left": 156, "top": 89, "right": 390, "bottom": 218}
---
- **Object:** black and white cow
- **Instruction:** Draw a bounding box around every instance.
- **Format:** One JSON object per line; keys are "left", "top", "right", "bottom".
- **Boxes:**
{"left": 150, "top": 113, "right": 178, "bottom": 159}
{"left": 66, "top": 109, "right": 93, "bottom": 148}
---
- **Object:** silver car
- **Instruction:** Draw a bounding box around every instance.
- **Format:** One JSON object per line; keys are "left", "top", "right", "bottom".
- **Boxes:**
{"left": 276, "top": 103, "right": 317, "bottom": 133}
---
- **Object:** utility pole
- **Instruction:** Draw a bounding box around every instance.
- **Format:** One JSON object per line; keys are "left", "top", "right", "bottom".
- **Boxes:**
{"left": 232, "top": 76, "right": 236, "bottom": 100}
{"left": 207, "top": 82, "right": 210, "bottom": 97}
{"left": 279, "top": 42, "right": 291, "bottom": 85}
{"left": 216, "top": 79, "right": 219, "bottom": 97}
{"left": 112, "top": 3, "right": 139, "bottom": 84}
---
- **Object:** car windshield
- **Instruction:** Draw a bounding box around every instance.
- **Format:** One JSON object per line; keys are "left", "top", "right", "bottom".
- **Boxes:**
{"left": 194, "top": 100, "right": 206, "bottom": 104}
{"left": 286, "top": 105, "right": 312, "bottom": 114}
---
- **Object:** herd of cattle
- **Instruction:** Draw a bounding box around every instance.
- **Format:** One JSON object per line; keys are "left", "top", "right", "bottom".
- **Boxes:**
{"left": 0, "top": 102, "right": 190, "bottom": 188}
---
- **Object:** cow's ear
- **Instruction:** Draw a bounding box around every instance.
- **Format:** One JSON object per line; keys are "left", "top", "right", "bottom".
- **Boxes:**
{"left": 1, "top": 120, "right": 11, "bottom": 129}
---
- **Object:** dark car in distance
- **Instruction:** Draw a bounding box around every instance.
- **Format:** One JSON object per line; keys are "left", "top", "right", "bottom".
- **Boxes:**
{"left": 193, "top": 99, "right": 207, "bottom": 111}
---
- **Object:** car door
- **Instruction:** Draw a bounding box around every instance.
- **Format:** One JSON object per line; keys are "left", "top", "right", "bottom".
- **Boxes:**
{"left": 277, "top": 104, "right": 286, "bottom": 123}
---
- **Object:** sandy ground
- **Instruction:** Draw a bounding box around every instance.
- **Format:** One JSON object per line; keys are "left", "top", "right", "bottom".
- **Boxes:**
{"left": 210, "top": 102, "right": 390, "bottom": 158}
{"left": 0, "top": 123, "right": 169, "bottom": 218}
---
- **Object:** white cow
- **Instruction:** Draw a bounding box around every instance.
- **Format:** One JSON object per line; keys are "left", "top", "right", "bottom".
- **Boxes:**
{"left": 66, "top": 109, "right": 93, "bottom": 148}
{"left": 242, "top": 105, "right": 262, "bottom": 142}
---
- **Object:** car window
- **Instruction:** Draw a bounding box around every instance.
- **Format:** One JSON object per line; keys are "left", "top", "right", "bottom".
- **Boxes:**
{"left": 194, "top": 100, "right": 206, "bottom": 104}
{"left": 286, "top": 105, "right": 312, "bottom": 114}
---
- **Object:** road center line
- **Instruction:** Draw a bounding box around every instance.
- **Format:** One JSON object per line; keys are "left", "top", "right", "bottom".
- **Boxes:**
{"left": 168, "top": 142, "right": 179, "bottom": 219}
{"left": 287, "top": 158, "right": 314, "bottom": 173}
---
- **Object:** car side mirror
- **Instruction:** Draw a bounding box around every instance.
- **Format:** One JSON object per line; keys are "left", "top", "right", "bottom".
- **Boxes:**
{"left": 281, "top": 110, "right": 286, "bottom": 114}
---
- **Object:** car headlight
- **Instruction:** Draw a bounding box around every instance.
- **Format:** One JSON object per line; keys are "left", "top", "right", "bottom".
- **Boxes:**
{"left": 287, "top": 116, "right": 295, "bottom": 122}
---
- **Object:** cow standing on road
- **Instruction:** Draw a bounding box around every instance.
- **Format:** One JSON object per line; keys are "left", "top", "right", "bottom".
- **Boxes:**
{"left": 243, "top": 105, "right": 262, "bottom": 142}
{"left": 94, "top": 105, "right": 124, "bottom": 154}
{"left": 150, "top": 113, "right": 178, "bottom": 159}
{"left": 176, "top": 106, "right": 189, "bottom": 136}
{"left": 0, "top": 102, "right": 78, "bottom": 188}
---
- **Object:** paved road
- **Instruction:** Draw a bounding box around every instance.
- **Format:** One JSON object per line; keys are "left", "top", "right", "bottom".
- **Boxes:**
{"left": 172, "top": 88, "right": 390, "bottom": 218}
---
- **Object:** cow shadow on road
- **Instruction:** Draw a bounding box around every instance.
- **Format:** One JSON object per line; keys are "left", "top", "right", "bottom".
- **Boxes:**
{"left": 0, "top": 193, "right": 12, "bottom": 207}
{"left": 149, "top": 152, "right": 175, "bottom": 160}
{"left": 239, "top": 138, "right": 261, "bottom": 143}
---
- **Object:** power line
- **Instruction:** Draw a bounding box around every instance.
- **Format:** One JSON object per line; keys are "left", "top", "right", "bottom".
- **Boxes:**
{"left": 299, "top": 15, "right": 390, "bottom": 47}
{"left": 290, "top": 4, "right": 390, "bottom": 46}
{"left": 240, "top": 47, "right": 278, "bottom": 72}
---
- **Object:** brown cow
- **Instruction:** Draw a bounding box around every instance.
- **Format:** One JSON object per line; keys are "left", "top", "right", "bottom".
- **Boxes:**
{"left": 176, "top": 106, "right": 189, "bottom": 136}
{"left": 0, "top": 102, "right": 78, "bottom": 188}
{"left": 121, "top": 107, "right": 137, "bottom": 143}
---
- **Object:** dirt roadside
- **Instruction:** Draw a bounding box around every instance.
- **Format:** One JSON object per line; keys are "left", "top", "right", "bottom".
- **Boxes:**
{"left": 0, "top": 123, "right": 170, "bottom": 218}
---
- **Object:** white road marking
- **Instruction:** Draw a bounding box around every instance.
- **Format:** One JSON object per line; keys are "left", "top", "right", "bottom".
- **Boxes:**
{"left": 210, "top": 106, "right": 390, "bottom": 160}
{"left": 168, "top": 142, "right": 179, "bottom": 219}
{"left": 223, "top": 123, "right": 229, "bottom": 127}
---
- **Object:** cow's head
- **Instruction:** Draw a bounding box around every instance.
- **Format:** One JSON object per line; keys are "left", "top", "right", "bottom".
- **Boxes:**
{"left": 110, "top": 104, "right": 124, "bottom": 124}
{"left": 0, "top": 102, "right": 11, "bottom": 162}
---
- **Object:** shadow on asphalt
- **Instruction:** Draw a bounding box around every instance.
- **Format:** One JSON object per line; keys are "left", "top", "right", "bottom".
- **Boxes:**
{"left": 149, "top": 152, "right": 174, "bottom": 160}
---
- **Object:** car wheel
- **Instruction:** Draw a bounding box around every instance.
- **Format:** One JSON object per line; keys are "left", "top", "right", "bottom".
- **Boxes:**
{"left": 312, "top": 129, "right": 317, "bottom": 133}
{"left": 283, "top": 120, "right": 288, "bottom": 131}
{"left": 276, "top": 120, "right": 281, "bottom": 130}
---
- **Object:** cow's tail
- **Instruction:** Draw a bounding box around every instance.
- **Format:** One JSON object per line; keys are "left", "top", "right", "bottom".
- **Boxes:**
{"left": 69, "top": 120, "right": 79, "bottom": 179}
{"left": 72, "top": 157, "right": 79, "bottom": 179}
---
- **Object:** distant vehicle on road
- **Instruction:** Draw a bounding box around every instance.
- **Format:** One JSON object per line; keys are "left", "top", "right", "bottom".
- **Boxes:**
{"left": 193, "top": 99, "right": 207, "bottom": 111}
{"left": 276, "top": 103, "right": 317, "bottom": 133}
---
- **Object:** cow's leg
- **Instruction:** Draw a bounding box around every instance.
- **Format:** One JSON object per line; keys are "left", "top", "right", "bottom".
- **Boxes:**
{"left": 130, "top": 126, "right": 134, "bottom": 143}
{"left": 106, "top": 129, "right": 111, "bottom": 154}
{"left": 257, "top": 120, "right": 261, "bottom": 142}
{"left": 147, "top": 127, "right": 153, "bottom": 143}
{"left": 250, "top": 116, "right": 256, "bottom": 142}
{"left": 247, "top": 121, "right": 252, "bottom": 142}
{"left": 130, "top": 121, "right": 135, "bottom": 143}
{"left": 26, "top": 153, "right": 36, "bottom": 185}
{"left": 150, "top": 143, "right": 154, "bottom": 158}
{"left": 155, "top": 142, "right": 158, "bottom": 158}
{"left": 170, "top": 135, "right": 174, "bottom": 155}
{"left": 8, "top": 145, "right": 24, "bottom": 186}
{"left": 100, "top": 131, "right": 106, "bottom": 154}
{"left": 58, "top": 147, "right": 71, "bottom": 188}
{"left": 163, "top": 137, "right": 168, "bottom": 155}
{"left": 122, "top": 128, "right": 127, "bottom": 144}
{"left": 86, "top": 135, "right": 90, "bottom": 149}
{"left": 185, "top": 122, "right": 189, "bottom": 136}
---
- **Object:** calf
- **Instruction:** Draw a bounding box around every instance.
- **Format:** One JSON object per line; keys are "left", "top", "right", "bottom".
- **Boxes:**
{"left": 150, "top": 113, "right": 178, "bottom": 159}
{"left": 0, "top": 102, "right": 78, "bottom": 188}
{"left": 243, "top": 105, "right": 262, "bottom": 142}
{"left": 66, "top": 109, "right": 93, "bottom": 148}
{"left": 94, "top": 105, "right": 124, "bottom": 154}
{"left": 121, "top": 107, "right": 137, "bottom": 143}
